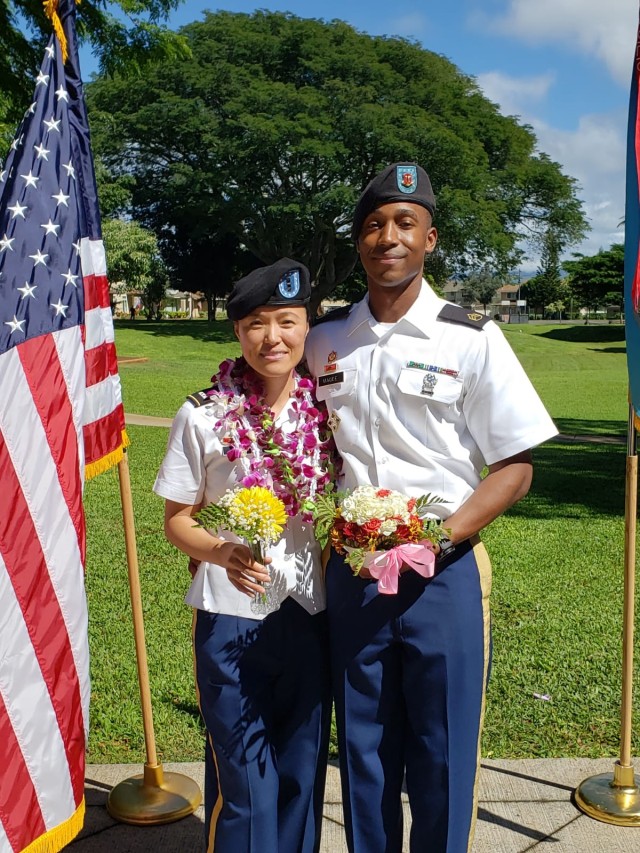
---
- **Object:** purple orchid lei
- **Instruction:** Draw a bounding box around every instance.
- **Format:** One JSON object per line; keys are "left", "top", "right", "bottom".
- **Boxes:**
{"left": 207, "top": 357, "right": 338, "bottom": 523}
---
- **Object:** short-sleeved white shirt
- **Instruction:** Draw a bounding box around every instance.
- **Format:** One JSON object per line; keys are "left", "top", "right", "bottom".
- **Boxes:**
{"left": 305, "top": 281, "right": 557, "bottom": 516}
{"left": 153, "top": 395, "right": 325, "bottom": 620}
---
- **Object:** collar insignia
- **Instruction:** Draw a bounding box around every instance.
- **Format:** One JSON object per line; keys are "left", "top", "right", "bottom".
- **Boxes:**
{"left": 327, "top": 411, "right": 341, "bottom": 432}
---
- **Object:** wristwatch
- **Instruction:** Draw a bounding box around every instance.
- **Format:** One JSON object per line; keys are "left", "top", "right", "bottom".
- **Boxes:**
{"left": 436, "top": 536, "right": 456, "bottom": 561}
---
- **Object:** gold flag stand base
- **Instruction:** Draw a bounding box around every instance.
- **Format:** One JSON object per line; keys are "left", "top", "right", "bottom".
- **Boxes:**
{"left": 106, "top": 762, "right": 202, "bottom": 825}
{"left": 574, "top": 762, "right": 640, "bottom": 826}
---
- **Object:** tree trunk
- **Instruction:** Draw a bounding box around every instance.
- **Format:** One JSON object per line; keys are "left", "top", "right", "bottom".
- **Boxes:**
{"left": 207, "top": 292, "right": 216, "bottom": 323}
{"left": 309, "top": 236, "right": 358, "bottom": 316}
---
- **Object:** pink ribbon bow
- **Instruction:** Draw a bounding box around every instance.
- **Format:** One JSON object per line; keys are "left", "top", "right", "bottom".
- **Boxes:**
{"left": 366, "top": 542, "right": 436, "bottom": 594}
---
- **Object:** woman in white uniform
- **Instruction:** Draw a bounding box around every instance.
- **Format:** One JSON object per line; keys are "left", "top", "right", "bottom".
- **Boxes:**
{"left": 154, "top": 259, "right": 336, "bottom": 853}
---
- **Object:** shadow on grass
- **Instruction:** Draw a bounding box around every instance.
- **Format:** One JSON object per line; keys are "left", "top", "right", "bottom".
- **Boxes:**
{"left": 171, "top": 699, "right": 203, "bottom": 723}
{"left": 115, "top": 319, "right": 235, "bottom": 344}
{"left": 509, "top": 441, "right": 626, "bottom": 519}
{"left": 554, "top": 417, "right": 626, "bottom": 437}
{"left": 537, "top": 326, "right": 625, "bottom": 344}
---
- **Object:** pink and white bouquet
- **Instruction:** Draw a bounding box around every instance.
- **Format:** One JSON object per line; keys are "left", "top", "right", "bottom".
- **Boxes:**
{"left": 314, "top": 485, "right": 449, "bottom": 594}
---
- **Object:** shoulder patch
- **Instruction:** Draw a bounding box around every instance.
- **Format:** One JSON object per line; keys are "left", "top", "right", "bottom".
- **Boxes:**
{"left": 312, "top": 304, "right": 352, "bottom": 327}
{"left": 185, "top": 388, "right": 214, "bottom": 407}
{"left": 437, "top": 304, "right": 490, "bottom": 331}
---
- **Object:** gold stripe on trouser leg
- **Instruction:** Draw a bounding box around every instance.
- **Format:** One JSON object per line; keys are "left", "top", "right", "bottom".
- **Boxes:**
{"left": 192, "top": 609, "right": 224, "bottom": 852}
{"left": 467, "top": 535, "right": 492, "bottom": 853}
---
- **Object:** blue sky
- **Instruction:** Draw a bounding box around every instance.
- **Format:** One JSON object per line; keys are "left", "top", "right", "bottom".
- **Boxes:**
{"left": 81, "top": 0, "right": 640, "bottom": 264}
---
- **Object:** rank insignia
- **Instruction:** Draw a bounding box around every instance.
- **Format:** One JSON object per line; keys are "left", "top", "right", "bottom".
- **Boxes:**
{"left": 327, "top": 411, "right": 341, "bottom": 432}
{"left": 328, "top": 351, "right": 337, "bottom": 363}
{"left": 397, "top": 165, "right": 417, "bottom": 194}
{"left": 421, "top": 373, "right": 438, "bottom": 396}
{"left": 467, "top": 312, "right": 484, "bottom": 322}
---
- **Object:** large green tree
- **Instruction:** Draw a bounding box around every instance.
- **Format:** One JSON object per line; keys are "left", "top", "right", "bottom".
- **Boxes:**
{"left": 1, "top": 0, "right": 188, "bottom": 123}
{"left": 87, "top": 10, "right": 587, "bottom": 308}
{"left": 562, "top": 243, "right": 624, "bottom": 315}
{"left": 521, "top": 230, "right": 565, "bottom": 316}
{"left": 102, "top": 217, "right": 168, "bottom": 318}
{"left": 463, "top": 265, "right": 500, "bottom": 314}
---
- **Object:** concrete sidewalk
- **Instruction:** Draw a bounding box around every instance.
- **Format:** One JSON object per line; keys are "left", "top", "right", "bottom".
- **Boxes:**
{"left": 70, "top": 759, "right": 640, "bottom": 852}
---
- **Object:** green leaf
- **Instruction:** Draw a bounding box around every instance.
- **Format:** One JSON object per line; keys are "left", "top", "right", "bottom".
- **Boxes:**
{"left": 310, "top": 491, "right": 339, "bottom": 549}
{"left": 345, "top": 548, "right": 366, "bottom": 575}
{"left": 193, "top": 503, "right": 229, "bottom": 531}
{"left": 414, "top": 493, "right": 449, "bottom": 518}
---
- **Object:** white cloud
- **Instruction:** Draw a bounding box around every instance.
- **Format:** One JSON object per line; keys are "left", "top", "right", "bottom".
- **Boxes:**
{"left": 476, "top": 70, "right": 626, "bottom": 261}
{"left": 532, "top": 112, "right": 626, "bottom": 256}
{"left": 482, "top": 0, "right": 637, "bottom": 85}
{"left": 475, "top": 70, "right": 555, "bottom": 117}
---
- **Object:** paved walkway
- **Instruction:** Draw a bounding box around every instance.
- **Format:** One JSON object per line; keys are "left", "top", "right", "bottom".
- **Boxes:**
{"left": 72, "top": 759, "right": 640, "bottom": 851}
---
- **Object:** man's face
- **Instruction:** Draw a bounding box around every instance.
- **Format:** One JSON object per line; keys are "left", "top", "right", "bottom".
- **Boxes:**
{"left": 357, "top": 202, "right": 437, "bottom": 290}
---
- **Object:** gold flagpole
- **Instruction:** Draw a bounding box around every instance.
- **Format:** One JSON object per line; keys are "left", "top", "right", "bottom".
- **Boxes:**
{"left": 574, "top": 402, "right": 640, "bottom": 824}
{"left": 106, "top": 451, "right": 202, "bottom": 824}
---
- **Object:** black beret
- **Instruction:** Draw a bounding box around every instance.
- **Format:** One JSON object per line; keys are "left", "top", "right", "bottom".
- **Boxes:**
{"left": 352, "top": 163, "right": 436, "bottom": 241}
{"left": 226, "top": 258, "right": 311, "bottom": 321}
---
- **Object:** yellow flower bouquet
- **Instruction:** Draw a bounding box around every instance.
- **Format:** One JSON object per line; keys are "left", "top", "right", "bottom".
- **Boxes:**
{"left": 195, "top": 486, "right": 287, "bottom": 614}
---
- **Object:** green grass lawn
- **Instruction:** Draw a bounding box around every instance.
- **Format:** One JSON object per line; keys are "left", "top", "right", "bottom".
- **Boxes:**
{"left": 502, "top": 323, "right": 628, "bottom": 436}
{"left": 84, "top": 320, "right": 639, "bottom": 763}
{"left": 115, "top": 319, "right": 241, "bottom": 418}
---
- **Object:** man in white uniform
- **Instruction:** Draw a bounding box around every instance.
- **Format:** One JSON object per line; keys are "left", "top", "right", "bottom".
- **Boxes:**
{"left": 305, "top": 163, "right": 557, "bottom": 853}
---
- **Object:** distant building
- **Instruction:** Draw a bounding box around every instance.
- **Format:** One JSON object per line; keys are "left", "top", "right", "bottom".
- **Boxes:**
{"left": 163, "top": 289, "right": 205, "bottom": 317}
{"left": 442, "top": 280, "right": 528, "bottom": 323}
{"left": 441, "top": 279, "right": 473, "bottom": 307}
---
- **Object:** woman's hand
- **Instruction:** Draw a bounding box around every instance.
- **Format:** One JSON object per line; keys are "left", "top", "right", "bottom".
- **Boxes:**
{"left": 165, "top": 499, "right": 271, "bottom": 596}
{"left": 211, "top": 541, "right": 272, "bottom": 597}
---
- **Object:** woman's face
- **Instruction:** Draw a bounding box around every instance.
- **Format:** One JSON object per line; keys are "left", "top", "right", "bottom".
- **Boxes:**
{"left": 234, "top": 305, "right": 309, "bottom": 382}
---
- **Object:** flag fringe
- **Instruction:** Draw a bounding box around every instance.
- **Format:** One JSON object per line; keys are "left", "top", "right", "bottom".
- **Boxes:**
{"left": 42, "top": 1, "right": 69, "bottom": 63}
{"left": 85, "top": 430, "right": 130, "bottom": 481}
{"left": 20, "top": 798, "right": 85, "bottom": 853}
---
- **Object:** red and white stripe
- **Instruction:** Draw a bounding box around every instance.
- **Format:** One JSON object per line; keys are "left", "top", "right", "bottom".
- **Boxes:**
{"left": 0, "top": 237, "right": 126, "bottom": 851}
{"left": 81, "top": 237, "right": 126, "bottom": 475}
{"left": 0, "top": 328, "right": 89, "bottom": 852}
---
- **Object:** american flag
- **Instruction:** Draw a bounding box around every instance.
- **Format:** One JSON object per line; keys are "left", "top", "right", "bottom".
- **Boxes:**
{"left": 626, "top": 10, "right": 640, "bottom": 425}
{"left": 0, "top": 1, "right": 127, "bottom": 850}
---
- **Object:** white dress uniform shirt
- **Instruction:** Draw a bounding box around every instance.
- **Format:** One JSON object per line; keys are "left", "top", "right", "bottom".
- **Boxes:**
{"left": 305, "top": 281, "right": 558, "bottom": 516}
{"left": 153, "top": 395, "right": 325, "bottom": 619}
